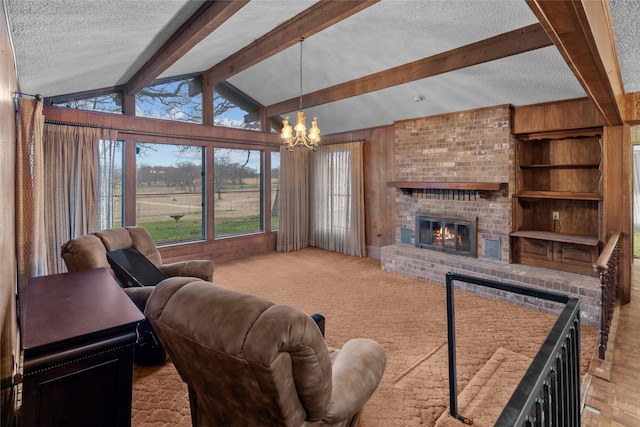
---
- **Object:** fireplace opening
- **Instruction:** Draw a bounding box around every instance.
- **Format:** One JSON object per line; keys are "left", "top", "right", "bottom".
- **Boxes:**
{"left": 416, "top": 213, "right": 477, "bottom": 257}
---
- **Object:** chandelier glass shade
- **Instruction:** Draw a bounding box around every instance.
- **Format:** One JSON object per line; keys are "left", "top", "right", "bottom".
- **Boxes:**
{"left": 281, "top": 38, "right": 320, "bottom": 150}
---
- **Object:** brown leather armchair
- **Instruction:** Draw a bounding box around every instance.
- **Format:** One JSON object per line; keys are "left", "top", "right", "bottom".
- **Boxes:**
{"left": 60, "top": 226, "right": 214, "bottom": 364}
{"left": 145, "top": 277, "right": 387, "bottom": 427}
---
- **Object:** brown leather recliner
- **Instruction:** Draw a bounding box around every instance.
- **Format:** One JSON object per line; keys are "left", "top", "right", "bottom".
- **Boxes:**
{"left": 61, "top": 226, "right": 214, "bottom": 283}
{"left": 60, "top": 226, "right": 215, "bottom": 364}
{"left": 145, "top": 277, "right": 387, "bottom": 427}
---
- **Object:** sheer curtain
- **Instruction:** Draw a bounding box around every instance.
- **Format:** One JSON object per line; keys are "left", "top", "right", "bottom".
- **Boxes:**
{"left": 277, "top": 147, "right": 311, "bottom": 251}
{"left": 16, "top": 98, "right": 47, "bottom": 288}
{"left": 97, "top": 138, "right": 121, "bottom": 230}
{"left": 310, "top": 141, "right": 366, "bottom": 256}
{"left": 42, "top": 124, "right": 118, "bottom": 273}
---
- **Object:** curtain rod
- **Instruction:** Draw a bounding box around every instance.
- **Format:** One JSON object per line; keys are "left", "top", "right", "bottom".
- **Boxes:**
{"left": 45, "top": 119, "right": 105, "bottom": 129}
{"left": 14, "top": 91, "right": 43, "bottom": 100}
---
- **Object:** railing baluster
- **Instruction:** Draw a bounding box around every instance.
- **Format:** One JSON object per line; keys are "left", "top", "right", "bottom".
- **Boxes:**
{"left": 542, "top": 383, "right": 551, "bottom": 427}
{"left": 549, "top": 369, "right": 558, "bottom": 427}
{"left": 593, "top": 233, "right": 621, "bottom": 360}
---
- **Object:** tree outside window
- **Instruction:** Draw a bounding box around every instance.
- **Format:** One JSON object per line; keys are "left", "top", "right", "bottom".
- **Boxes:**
{"left": 135, "top": 143, "right": 204, "bottom": 244}
{"left": 214, "top": 148, "right": 262, "bottom": 236}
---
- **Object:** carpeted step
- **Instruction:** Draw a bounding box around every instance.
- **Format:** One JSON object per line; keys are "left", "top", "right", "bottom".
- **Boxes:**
{"left": 434, "top": 347, "right": 533, "bottom": 427}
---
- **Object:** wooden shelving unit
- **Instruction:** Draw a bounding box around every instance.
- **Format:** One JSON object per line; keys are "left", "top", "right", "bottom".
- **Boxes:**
{"left": 511, "top": 128, "right": 603, "bottom": 276}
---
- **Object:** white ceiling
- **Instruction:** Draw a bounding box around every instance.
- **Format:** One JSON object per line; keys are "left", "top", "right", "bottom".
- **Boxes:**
{"left": 5, "top": 0, "right": 640, "bottom": 134}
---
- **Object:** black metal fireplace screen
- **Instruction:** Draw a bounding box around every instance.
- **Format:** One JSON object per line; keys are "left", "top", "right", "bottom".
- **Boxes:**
{"left": 415, "top": 213, "right": 477, "bottom": 257}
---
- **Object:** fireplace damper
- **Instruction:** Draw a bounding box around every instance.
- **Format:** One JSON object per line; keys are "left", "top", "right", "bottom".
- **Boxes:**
{"left": 415, "top": 213, "right": 477, "bottom": 257}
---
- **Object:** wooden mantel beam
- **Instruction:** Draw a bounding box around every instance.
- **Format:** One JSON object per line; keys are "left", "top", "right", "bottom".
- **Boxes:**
{"left": 266, "top": 23, "right": 552, "bottom": 117}
{"left": 124, "top": 1, "right": 249, "bottom": 96}
{"left": 204, "top": 1, "right": 379, "bottom": 85}
{"left": 526, "top": 0, "right": 625, "bottom": 126}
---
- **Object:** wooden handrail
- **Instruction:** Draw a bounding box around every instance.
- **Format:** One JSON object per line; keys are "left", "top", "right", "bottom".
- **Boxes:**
{"left": 594, "top": 232, "right": 621, "bottom": 272}
{"left": 592, "top": 232, "right": 621, "bottom": 360}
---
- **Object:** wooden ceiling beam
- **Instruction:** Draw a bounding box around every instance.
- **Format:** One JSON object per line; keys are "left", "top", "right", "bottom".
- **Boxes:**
{"left": 625, "top": 92, "right": 640, "bottom": 123}
{"left": 204, "top": 0, "right": 379, "bottom": 85}
{"left": 526, "top": 0, "right": 624, "bottom": 126}
{"left": 124, "top": 1, "right": 249, "bottom": 96}
{"left": 267, "top": 23, "right": 552, "bottom": 117}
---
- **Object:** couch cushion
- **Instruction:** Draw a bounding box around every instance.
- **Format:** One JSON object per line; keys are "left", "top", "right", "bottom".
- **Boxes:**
{"left": 126, "top": 226, "right": 162, "bottom": 267}
{"left": 95, "top": 228, "right": 133, "bottom": 252}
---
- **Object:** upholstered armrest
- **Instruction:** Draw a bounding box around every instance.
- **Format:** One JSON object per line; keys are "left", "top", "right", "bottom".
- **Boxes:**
{"left": 123, "top": 286, "right": 155, "bottom": 312}
{"left": 323, "top": 338, "right": 386, "bottom": 423}
{"left": 160, "top": 260, "right": 214, "bottom": 282}
{"left": 61, "top": 234, "right": 111, "bottom": 273}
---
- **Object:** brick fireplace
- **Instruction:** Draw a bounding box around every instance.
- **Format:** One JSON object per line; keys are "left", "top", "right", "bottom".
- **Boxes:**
{"left": 380, "top": 105, "right": 601, "bottom": 326}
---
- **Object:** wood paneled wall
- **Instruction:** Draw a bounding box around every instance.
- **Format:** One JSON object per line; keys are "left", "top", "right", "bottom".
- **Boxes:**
{"left": 603, "top": 125, "right": 632, "bottom": 303}
{"left": 512, "top": 97, "right": 605, "bottom": 134}
{"left": 1, "top": 4, "right": 18, "bottom": 425}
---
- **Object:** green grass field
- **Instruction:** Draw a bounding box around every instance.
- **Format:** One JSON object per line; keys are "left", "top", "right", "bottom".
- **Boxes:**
{"left": 635, "top": 232, "right": 640, "bottom": 258}
{"left": 140, "top": 216, "right": 265, "bottom": 244}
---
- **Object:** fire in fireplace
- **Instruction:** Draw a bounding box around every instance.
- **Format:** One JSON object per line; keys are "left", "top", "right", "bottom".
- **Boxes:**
{"left": 415, "top": 213, "right": 477, "bottom": 257}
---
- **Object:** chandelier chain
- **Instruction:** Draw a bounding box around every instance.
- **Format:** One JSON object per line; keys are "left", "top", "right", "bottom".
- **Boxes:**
{"left": 299, "top": 38, "right": 303, "bottom": 111}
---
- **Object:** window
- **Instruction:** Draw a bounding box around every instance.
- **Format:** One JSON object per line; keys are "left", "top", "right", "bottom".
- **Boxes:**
{"left": 271, "top": 151, "right": 280, "bottom": 230}
{"left": 269, "top": 116, "right": 285, "bottom": 134}
{"left": 214, "top": 83, "right": 260, "bottom": 131}
{"left": 309, "top": 142, "right": 366, "bottom": 256}
{"left": 214, "top": 148, "right": 262, "bottom": 237}
{"left": 136, "top": 76, "right": 202, "bottom": 123}
{"left": 136, "top": 143, "right": 204, "bottom": 244}
{"left": 97, "top": 139, "right": 123, "bottom": 229}
{"left": 51, "top": 92, "right": 122, "bottom": 114}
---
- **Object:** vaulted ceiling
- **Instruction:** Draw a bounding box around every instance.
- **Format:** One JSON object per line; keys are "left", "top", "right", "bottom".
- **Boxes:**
{"left": 5, "top": 0, "right": 639, "bottom": 134}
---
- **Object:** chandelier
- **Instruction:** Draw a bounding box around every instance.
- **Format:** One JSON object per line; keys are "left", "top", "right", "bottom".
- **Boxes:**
{"left": 281, "top": 38, "right": 320, "bottom": 150}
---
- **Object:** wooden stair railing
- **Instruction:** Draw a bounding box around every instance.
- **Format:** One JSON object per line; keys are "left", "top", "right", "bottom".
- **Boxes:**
{"left": 592, "top": 233, "right": 621, "bottom": 360}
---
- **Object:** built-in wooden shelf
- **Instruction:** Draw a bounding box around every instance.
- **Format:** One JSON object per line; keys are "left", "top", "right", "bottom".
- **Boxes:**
{"left": 515, "top": 191, "right": 602, "bottom": 201}
{"left": 519, "top": 163, "right": 600, "bottom": 169}
{"left": 511, "top": 230, "right": 599, "bottom": 247}
{"left": 388, "top": 181, "right": 507, "bottom": 198}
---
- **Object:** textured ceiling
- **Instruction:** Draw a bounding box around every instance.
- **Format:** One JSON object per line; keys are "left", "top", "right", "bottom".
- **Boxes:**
{"left": 609, "top": 0, "right": 640, "bottom": 93}
{"left": 4, "top": 0, "right": 639, "bottom": 134}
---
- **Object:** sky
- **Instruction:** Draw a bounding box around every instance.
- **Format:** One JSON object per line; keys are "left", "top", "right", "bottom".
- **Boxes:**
{"left": 135, "top": 142, "right": 279, "bottom": 171}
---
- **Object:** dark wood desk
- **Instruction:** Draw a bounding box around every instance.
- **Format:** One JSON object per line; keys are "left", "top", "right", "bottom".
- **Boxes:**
{"left": 21, "top": 268, "right": 144, "bottom": 427}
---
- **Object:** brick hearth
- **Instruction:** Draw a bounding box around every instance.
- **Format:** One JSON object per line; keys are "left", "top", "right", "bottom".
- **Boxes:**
{"left": 381, "top": 243, "right": 600, "bottom": 325}
{"left": 381, "top": 105, "right": 601, "bottom": 326}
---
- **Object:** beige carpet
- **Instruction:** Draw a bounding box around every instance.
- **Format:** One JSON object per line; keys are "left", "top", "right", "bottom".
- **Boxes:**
{"left": 132, "top": 248, "right": 597, "bottom": 427}
{"left": 434, "top": 348, "right": 532, "bottom": 427}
